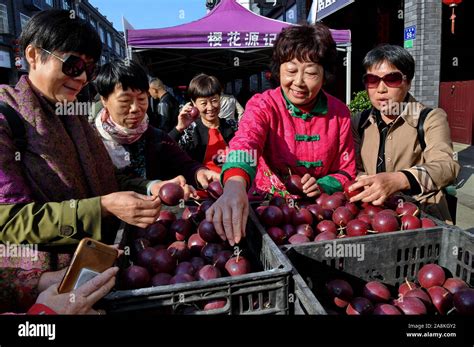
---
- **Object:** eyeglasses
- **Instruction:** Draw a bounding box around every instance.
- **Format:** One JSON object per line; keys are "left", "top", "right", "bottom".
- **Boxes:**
{"left": 40, "top": 48, "right": 99, "bottom": 81}
{"left": 362, "top": 71, "right": 407, "bottom": 89}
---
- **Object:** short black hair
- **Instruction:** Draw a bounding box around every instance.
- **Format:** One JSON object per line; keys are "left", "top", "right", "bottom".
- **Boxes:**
{"left": 19, "top": 10, "right": 102, "bottom": 63}
{"left": 95, "top": 60, "right": 149, "bottom": 98}
{"left": 271, "top": 23, "right": 337, "bottom": 84}
{"left": 363, "top": 44, "right": 415, "bottom": 82}
{"left": 187, "top": 73, "right": 222, "bottom": 101}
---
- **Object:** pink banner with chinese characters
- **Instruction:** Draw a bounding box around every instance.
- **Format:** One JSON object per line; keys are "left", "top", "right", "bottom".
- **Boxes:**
{"left": 127, "top": 0, "right": 351, "bottom": 49}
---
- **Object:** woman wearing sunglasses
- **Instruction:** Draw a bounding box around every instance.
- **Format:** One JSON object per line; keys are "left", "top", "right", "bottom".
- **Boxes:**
{"left": 349, "top": 44, "right": 460, "bottom": 222}
{"left": 0, "top": 10, "right": 165, "bottom": 312}
{"left": 206, "top": 24, "right": 356, "bottom": 245}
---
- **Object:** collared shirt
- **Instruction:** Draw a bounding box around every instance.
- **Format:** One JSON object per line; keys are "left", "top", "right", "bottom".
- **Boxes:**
{"left": 282, "top": 89, "right": 328, "bottom": 120}
{"left": 372, "top": 108, "right": 421, "bottom": 195}
{"left": 374, "top": 109, "right": 395, "bottom": 174}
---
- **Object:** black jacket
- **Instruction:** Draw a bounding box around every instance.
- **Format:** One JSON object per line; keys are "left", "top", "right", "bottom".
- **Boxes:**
{"left": 168, "top": 118, "right": 237, "bottom": 164}
{"left": 122, "top": 126, "right": 205, "bottom": 186}
{"left": 157, "top": 92, "right": 180, "bottom": 132}
{"left": 148, "top": 97, "right": 161, "bottom": 128}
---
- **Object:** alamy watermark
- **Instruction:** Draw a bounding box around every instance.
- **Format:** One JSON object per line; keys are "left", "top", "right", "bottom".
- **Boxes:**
{"left": 214, "top": 147, "right": 258, "bottom": 167}
{"left": 380, "top": 100, "right": 421, "bottom": 118}
{"left": 0, "top": 241, "right": 38, "bottom": 261}
{"left": 55, "top": 101, "right": 97, "bottom": 117}
{"left": 324, "top": 241, "right": 365, "bottom": 261}
{"left": 18, "top": 321, "right": 55, "bottom": 340}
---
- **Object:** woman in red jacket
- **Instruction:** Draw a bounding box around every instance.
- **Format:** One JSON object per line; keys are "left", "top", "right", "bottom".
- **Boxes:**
{"left": 207, "top": 24, "right": 356, "bottom": 245}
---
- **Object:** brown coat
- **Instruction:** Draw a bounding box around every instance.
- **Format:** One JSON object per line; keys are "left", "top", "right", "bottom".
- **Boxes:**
{"left": 351, "top": 94, "right": 460, "bottom": 222}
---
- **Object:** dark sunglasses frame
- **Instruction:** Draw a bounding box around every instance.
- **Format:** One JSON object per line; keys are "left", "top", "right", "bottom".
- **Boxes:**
{"left": 363, "top": 71, "right": 407, "bottom": 89}
{"left": 40, "top": 48, "right": 99, "bottom": 81}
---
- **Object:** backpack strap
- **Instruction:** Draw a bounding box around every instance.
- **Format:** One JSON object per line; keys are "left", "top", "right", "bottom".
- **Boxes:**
{"left": 417, "top": 107, "right": 433, "bottom": 151}
{"left": 0, "top": 102, "right": 27, "bottom": 153}
{"left": 415, "top": 107, "right": 456, "bottom": 221}
{"left": 357, "top": 108, "right": 373, "bottom": 139}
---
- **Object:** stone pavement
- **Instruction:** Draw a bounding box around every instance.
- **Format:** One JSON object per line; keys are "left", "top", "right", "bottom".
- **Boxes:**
{"left": 453, "top": 143, "right": 474, "bottom": 232}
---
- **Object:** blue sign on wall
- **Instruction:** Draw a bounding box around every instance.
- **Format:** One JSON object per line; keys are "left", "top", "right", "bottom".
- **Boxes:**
{"left": 404, "top": 26, "right": 416, "bottom": 41}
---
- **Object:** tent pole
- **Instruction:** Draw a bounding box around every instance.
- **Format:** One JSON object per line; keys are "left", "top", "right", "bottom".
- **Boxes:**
{"left": 346, "top": 44, "right": 352, "bottom": 105}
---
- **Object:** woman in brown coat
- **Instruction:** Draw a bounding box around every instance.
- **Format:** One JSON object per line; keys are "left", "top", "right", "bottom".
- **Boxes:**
{"left": 349, "top": 45, "right": 460, "bottom": 223}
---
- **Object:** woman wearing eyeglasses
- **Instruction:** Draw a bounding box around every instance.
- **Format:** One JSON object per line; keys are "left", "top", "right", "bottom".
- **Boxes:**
{"left": 348, "top": 44, "right": 460, "bottom": 223}
{"left": 0, "top": 10, "right": 164, "bottom": 312}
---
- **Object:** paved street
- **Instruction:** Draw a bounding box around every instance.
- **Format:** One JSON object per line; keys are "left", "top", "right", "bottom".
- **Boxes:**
{"left": 453, "top": 143, "right": 474, "bottom": 232}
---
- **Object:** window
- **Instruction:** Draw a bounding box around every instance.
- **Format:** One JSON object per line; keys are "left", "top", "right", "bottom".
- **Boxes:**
{"left": 78, "top": 8, "right": 86, "bottom": 20}
{"left": 115, "top": 40, "right": 121, "bottom": 55}
{"left": 20, "top": 13, "right": 31, "bottom": 30}
{"left": 107, "top": 32, "right": 113, "bottom": 47}
{"left": 45, "top": 0, "right": 53, "bottom": 7}
{"left": 99, "top": 26, "right": 106, "bottom": 43}
{"left": 61, "top": 0, "right": 69, "bottom": 10}
{"left": 285, "top": 4, "right": 297, "bottom": 24}
{"left": 0, "top": 4, "right": 9, "bottom": 34}
{"left": 90, "top": 18, "right": 97, "bottom": 30}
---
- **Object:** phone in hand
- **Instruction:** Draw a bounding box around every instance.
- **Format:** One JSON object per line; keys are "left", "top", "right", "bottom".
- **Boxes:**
{"left": 58, "top": 238, "right": 118, "bottom": 294}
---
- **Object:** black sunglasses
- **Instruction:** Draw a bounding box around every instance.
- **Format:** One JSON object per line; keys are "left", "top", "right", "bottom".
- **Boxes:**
{"left": 363, "top": 71, "right": 407, "bottom": 89}
{"left": 41, "top": 48, "right": 99, "bottom": 81}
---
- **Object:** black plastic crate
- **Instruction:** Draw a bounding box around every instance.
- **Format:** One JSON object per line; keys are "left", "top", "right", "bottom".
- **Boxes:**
{"left": 247, "top": 207, "right": 325, "bottom": 314}
{"left": 102, "top": 207, "right": 292, "bottom": 315}
{"left": 289, "top": 270, "right": 325, "bottom": 314}
{"left": 281, "top": 226, "right": 474, "bottom": 314}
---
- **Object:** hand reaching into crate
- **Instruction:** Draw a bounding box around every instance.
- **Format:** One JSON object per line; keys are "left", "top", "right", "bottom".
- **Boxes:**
{"left": 347, "top": 173, "right": 410, "bottom": 206}
{"left": 205, "top": 177, "right": 249, "bottom": 246}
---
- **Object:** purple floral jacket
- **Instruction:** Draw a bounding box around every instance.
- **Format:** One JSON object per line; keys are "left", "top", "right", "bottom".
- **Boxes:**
{"left": 0, "top": 76, "right": 121, "bottom": 312}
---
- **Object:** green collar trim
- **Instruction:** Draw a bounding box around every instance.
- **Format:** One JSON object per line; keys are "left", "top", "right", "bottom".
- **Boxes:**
{"left": 295, "top": 134, "right": 320, "bottom": 142}
{"left": 282, "top": 89, "right": 328, "bottom": 120}
{"left": 296, "top": 160, "right": 323, "bottom": 168}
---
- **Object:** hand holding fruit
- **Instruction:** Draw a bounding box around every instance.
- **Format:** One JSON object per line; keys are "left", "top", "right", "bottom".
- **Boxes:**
{"left": 348, "top": 172, "right": 410, "bottom": 206}
{"left": 100, "top": 191, "right": 162, "bottom": 229}
{"left": 150, "top": 175, "right": 198, "bottom": 202}
{"left": 196, "top": 168, "right": 220, "bottom": 190}
{"left": 176, "top": 103, "right": 199, "bottom": 132}
{"left": 300, "top": 173, "right": 321, "bottom": 198}
{"left": 205, "top": 177, "right": 249, "bottom": 246}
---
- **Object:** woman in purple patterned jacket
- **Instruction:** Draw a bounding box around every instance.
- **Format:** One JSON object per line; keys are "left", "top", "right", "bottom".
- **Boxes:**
{"left": 0, "top": 10, "right": 170, "bottom": 312}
